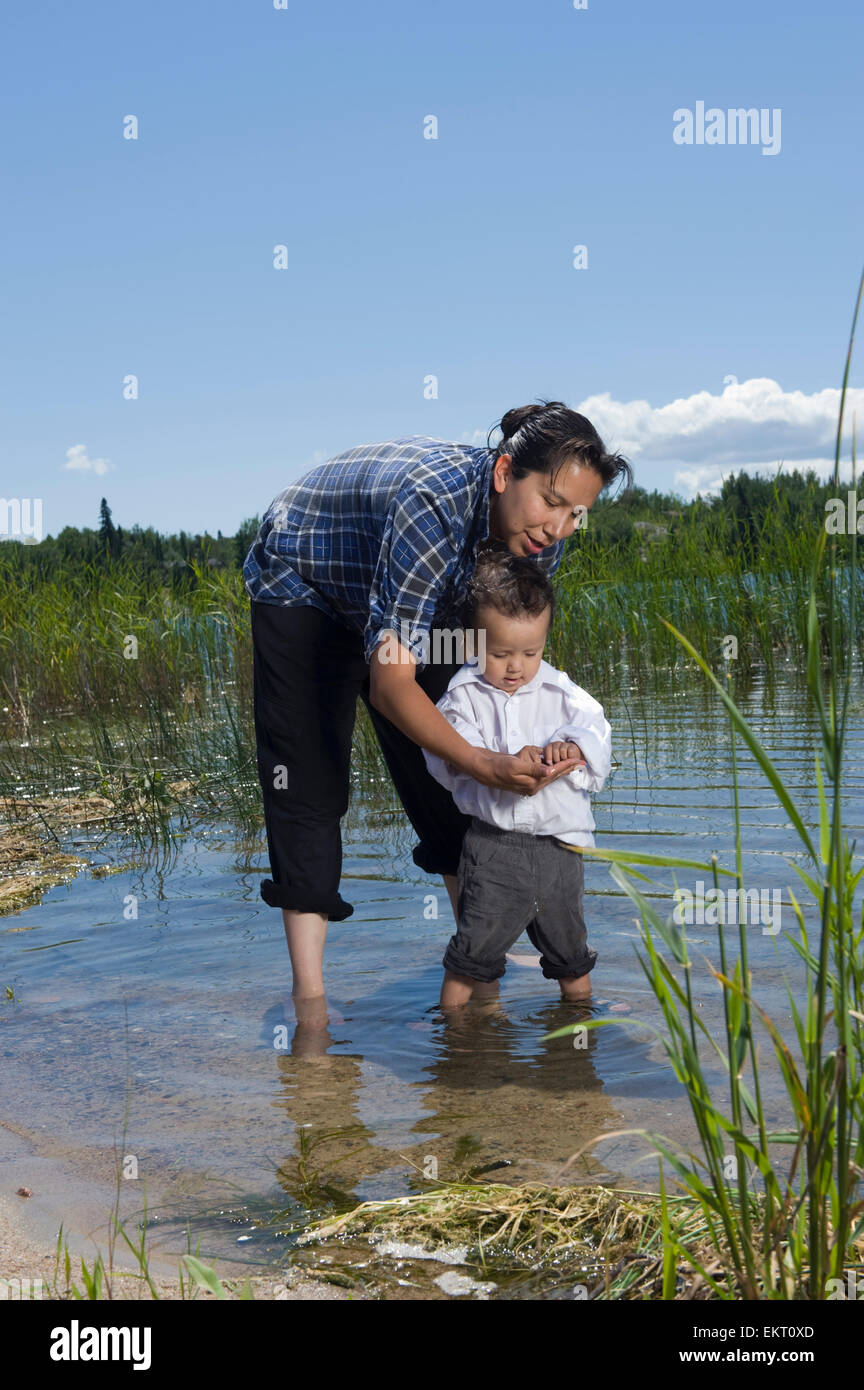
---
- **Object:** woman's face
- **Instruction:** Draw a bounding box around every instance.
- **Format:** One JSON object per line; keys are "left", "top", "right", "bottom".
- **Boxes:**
{"left": 488, "top": 453, "right": 605, "bottom": 557}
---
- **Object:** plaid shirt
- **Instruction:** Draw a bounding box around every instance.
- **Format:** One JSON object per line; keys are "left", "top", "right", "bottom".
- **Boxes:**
{"left": 243, "top": 435, "right": 566, "bottom": 670}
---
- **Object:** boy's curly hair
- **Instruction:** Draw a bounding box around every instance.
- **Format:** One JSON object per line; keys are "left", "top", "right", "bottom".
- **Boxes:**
{"left": 464, "top": 551, "right": 555, "bottom": 632}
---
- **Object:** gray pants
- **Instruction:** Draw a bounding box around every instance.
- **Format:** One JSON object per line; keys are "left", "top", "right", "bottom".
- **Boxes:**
{"left": 444, "top": 817, "right": 598, "bottom": 984}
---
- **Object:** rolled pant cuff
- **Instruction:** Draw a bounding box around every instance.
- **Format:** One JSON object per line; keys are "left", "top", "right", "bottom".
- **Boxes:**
{"left": 260, "top": 879, "right": 355, "bottom": 920}
{"left": 539, "top": 949, "right": 598, "bottom": 981}
{"left": 442, "top": 945, "right": 506, "bottom": 984}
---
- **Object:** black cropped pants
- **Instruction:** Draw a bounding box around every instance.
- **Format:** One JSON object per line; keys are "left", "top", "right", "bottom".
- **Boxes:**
{"left": 251, "top": 599, "right": 474, "bottom": 920}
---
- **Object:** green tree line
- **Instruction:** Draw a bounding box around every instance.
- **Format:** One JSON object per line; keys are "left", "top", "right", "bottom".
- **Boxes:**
{"left": 0, "top": 469, "right": 855, "bottom": 586}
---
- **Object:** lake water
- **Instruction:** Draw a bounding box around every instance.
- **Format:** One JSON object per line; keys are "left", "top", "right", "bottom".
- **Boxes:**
{"left": 2, "top": 667, "right": 863, "bottom": 1288}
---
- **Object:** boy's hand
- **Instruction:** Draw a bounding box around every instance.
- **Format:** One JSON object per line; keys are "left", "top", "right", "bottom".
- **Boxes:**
{"left": 542, "top": 740, "right": 586, "bottom": 767}
{"left": 470, "top": 745, "right": 582, "bottom": 795}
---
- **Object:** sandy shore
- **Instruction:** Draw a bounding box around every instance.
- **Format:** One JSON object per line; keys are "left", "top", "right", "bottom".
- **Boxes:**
{"left": 1, "top": 795, "right": 360, "bottom": 1299}
{"left": 0, "top": 1119, "right": 358, "bottom": 1301}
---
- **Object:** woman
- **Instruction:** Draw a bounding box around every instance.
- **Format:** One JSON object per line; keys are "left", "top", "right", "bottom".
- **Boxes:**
{"left": 244, "top": 399, "right": 631, "bottom": 1010}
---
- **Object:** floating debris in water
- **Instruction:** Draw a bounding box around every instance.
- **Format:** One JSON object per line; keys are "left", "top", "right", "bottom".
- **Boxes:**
{"left": 433, "top": 1270, "right": 497, "bottom": 1298}
{"left": 371, "top": 1237, "right": 470, "bottom": 1265}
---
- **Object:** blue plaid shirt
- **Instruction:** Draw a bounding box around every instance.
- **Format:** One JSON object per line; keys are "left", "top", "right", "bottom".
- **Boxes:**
{"left": 244, "top": 435, "right": 565, "bottom": 670}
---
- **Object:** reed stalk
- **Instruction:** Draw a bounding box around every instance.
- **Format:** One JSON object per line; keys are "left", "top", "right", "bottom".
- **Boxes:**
{"left": 548, "top": 266, "right": 864, "bottom": 1299}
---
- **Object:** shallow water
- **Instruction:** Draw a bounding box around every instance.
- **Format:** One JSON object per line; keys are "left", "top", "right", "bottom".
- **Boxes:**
{"left": 2, "top": 668, "right": 863, "bottom": 1281}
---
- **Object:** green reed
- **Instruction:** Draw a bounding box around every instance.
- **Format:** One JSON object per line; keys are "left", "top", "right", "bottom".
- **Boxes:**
{"left": 1, "top": 521, "right": 855, "bottom": 853}
{"left": 549, "top": 266, "right": 864, "bottom": 1299}
{"left": 3, "top": 465, "right": 863, "bottom": 740}
{"left": 0, "top": 557, "right": 252, "bottom": 733}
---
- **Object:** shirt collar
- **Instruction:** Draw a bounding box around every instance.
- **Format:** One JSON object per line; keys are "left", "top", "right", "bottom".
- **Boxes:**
{"left": 448, "top": 657, "right": 569, "bottom": 698}
{"left": 470, "top": 449, "right": 496, "bottom": 550}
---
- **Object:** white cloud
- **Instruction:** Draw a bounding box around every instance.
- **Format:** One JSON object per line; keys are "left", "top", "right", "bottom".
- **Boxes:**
{"left": 460, "top": 380, "right": 861, "bottom": 491}
{"left": 63, "top": 444, "right": 113, "bottom": 475}
{"left": 576, "top": 378, "right": 862, "bottom": 470}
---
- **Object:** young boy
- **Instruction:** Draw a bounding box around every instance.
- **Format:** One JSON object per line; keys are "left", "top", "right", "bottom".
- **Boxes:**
{"left": 422, "top": 553, "right": 612, "bottom": 1008}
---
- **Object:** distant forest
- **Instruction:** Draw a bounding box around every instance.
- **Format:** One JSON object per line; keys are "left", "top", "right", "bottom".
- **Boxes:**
{"left": 1, "top": 468, "right": 856, "bottom": 582}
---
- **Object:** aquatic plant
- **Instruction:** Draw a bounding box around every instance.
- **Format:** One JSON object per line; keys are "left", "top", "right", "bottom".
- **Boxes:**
{"left": 294, "top": 1180, "right": 750, "bottom": 1299}
{"left": 549, "top": 266, "right": 864, "bottom": 1299}
{"left": 2, "top": 467, "right": 862, "bottom": 740}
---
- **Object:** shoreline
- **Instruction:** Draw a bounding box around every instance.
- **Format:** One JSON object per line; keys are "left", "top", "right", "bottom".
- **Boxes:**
{"left": 0, "top": 1117, "right": 354, "bottom": 1301}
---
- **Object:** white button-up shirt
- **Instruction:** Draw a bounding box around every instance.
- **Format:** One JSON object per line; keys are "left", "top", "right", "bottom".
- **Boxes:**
{"left": 422, "top": 658, "right": 612, "bottom": 847}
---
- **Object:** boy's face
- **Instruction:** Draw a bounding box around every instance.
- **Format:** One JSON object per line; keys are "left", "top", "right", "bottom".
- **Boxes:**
{"left": 473, "top": 603, "right": 551, "bottom": 692}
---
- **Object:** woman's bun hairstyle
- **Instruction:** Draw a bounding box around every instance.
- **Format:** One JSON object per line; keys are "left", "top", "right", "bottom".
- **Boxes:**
{"left": 488, "top": 398, "right": 632, "bottom": 494}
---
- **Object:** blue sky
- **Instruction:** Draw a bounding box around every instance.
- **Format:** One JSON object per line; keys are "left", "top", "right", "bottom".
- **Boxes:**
{"left": 2, "top": 0, "right": 862, "bottom": 539}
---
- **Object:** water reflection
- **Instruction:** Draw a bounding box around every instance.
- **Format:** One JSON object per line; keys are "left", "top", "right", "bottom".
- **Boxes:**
{"left": 266, "top": 991, "right": 633, "bottom": 1211}
{"left": 1, "top": 671, "right": 862, "bottom": 1270}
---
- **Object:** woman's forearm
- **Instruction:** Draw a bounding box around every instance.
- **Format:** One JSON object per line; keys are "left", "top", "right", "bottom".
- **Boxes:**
{"left": 371, "top": 677, "right": 487, "bottom": 776}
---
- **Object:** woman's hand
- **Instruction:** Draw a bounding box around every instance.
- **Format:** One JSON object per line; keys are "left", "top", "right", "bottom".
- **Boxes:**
{"left": 470, "top": 745, "right": 584, "bottom": 796}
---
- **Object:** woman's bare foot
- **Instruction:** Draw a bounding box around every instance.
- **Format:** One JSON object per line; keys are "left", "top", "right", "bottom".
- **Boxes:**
{"left": 288, "top": 992, "right": 332, "bottom": 1056}
{"left": 292, "top": 992, "right": 329, "bottom": 1027}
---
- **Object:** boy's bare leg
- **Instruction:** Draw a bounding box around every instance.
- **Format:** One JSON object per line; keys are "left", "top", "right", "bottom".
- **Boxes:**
{"left": 440, "top": 968, "right": 475, "bottom": 1008}
{"left": 282, "top": 908, "right": 328, "bottom": 1000}
{"left": 559, "top": 974, "right": 592, "bottom": 1003}
{"left": 442, "top": 873, "right": 500, "bottom": 1001}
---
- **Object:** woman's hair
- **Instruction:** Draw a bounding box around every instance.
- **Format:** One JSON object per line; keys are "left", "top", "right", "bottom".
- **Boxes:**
{"left": 465, "top": 551, "right": 555, "bottom": 633}
{"left": 487, "top": 398, "right": 632, "bottom": 494}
